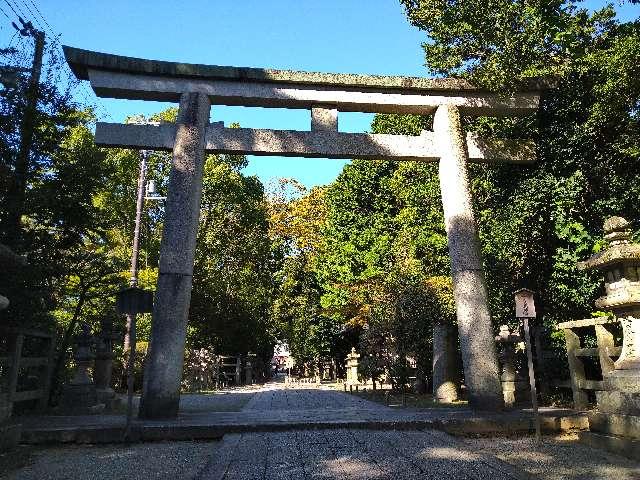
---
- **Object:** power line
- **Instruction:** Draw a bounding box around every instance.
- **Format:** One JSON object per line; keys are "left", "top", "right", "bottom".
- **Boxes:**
{"left": 13, "top": 0, "right": 44, "bottom": 32}
{"left": 4, "top": 0, "right": 27, "bottom": 22}
{"left": 24, "top": 0, "right": 53, "bottom": 34}
{"left": 5, "top": 2, "right": 115, "bottom": 121}
{"left": 0, "top": 5, "right": 11, "bottom": 20}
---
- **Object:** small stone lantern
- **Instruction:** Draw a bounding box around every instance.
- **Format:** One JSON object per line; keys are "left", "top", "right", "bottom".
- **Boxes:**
{"left": 495, "top": 325, "right": 528, "bottom": 407}
{"left": 94, "top": 318, "right": 121, "bottom": 409}
{"left": 345, "top": 348, "right": 360, "bottom": 386}
{"left": 578, "top": 216, "right": 640, "bottom": 391}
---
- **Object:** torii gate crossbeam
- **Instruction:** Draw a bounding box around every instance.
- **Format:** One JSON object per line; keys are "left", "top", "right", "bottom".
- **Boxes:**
{"left": 63, "top": 46, "right": 545, "bottom": 418}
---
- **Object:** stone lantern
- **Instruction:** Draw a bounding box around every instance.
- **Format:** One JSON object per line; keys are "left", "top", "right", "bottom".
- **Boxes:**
{"left": 495, "top": 325, "right": 528, "bottom": 408}
{"left": 345, "top": 348, "right": 360, "bottom": 386}
{"left": 578, "top": 216, "right": 640, "bottom": 391}
{"left": 577, "top": 216, "right": 640, "bottom": 457}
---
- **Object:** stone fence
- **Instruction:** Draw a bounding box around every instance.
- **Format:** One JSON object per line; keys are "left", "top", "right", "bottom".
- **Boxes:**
{"left": 181, "top": 350, "right": 259, "bottom": 392}
{"left": 556, "top": 317, "right": 623, "bottom": 410}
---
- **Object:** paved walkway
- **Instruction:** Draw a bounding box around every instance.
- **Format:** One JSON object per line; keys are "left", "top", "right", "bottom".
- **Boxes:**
{"left": 19, "top": 382, "right": 582, "bottom": 444}
{"left": 7, "top": 382, "right": 639, "bottom": 479}
{"left": 197, "top": 428, "right": 531, "bottom": 480}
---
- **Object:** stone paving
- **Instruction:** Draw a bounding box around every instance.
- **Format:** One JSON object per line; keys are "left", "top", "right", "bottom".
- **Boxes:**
{"left": 18, "top": 382, "right": 583, "bottom": 444}
{"left": 6, "top": 383, "right": 640, "bottom": 479}
{"left": 195, "top": 428, "right": 530, "bottom": 480}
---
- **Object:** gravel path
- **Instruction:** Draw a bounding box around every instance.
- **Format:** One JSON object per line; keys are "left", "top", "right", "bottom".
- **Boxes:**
{"left": 463, "top": 433, "right": 640, "bottom": 480}
{"left": 2, "top": 441, "right": 219, "bottom": 480}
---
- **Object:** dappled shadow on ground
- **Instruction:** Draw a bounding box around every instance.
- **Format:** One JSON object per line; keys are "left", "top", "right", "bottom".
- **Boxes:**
{"left": 462, "top": 433, "right": 640, "bottom": 480}
{"left": 200, "top": 428, "right": 529, "bottom": 480}
{"left": 3, "top": 441, "right": 217, "bottom": 480}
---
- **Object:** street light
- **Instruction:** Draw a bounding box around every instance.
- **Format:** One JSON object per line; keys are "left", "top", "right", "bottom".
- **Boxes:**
{"left": 514, "top": 288, "right": 541, "bottom": 442}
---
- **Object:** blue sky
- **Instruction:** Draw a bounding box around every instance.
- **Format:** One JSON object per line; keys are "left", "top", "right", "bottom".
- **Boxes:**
{"left": 1, "top": 1, "right": 637, "bottom": 188}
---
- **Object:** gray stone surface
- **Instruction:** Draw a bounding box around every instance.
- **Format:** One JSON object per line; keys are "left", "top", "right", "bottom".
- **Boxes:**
{"left": 468, "top": 432, "right": 640, "bottom": 480}
{"left": 311, "top": 107, "right": 338, "bottom": 131}
{"left": 95, "top": 121, "right": 537, "bottom": 163}
{"left": 86, "top": 68, "right": 540, "bottom": 115}
{"left": 434, "top": 104, "right": 504, "bottom": 411}
{"left": 139, "top": 92, "right": 211, "bottom": 420}
{"left": 64, "top": 45, "right": 552, "bottom": 93}
{"left": 596, "top": 390, "right": 640, "bottom": 416}
{"left": 19, "top": 383, "right": 583, "bottom": 445}
{"left": 588, "top": 411, "right": 640, "bottom": 439}
{"left": 432, "top": 323, "right": 459, "bottom": 403}
{"left": 3, "top": 441, "right": 216, "bottom": 480}
{"left": 578, "top": 430, "right": 640, "bottom": 461}
{"left": 196, "top": 429, "right": 530, "bottom": 480}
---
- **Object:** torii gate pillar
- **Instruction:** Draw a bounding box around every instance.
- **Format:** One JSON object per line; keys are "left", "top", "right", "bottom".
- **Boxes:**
{"left": 139, "top": 92, "right": 210, "bottom": 419}
{"left": 434, "top": 105, "right": 503, "bottom": 410}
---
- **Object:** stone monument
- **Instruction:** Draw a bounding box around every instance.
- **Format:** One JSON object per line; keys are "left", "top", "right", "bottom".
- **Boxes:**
{"left": 495, "top": 325, "right": 529, "bottom": 408}
{"left": 94, "top": 318, "right": 120, "bottom": 410}
{"left": 60, "top": 323, "right": 103, "bottom": 413}
{"left": 432, "top": 322, "right": 459, "bottom": 402}
{"left": 577, "top": 216, "right": 640, "bottom": 458}
{"left": 345, "top": 348, "right": 360, "bottom": 386}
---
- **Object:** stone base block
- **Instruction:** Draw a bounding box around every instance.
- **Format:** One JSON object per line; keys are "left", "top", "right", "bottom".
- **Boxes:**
{"left": 0, "top": 421, "right": 22, "bottom": 452}
{"left": 578, "top": 431, "right": 640, "bottom": 461}
{"left": 604, "top": 370, "right": 640, "bottom": 393}
{"left": 60, "top": 383, "right": 103, "bottom": 414}
{"left": 596, "top": 390, "right": 640, "bottom": 416}
{"left": 588, "top": 411, "right": 640, "bottom": 439}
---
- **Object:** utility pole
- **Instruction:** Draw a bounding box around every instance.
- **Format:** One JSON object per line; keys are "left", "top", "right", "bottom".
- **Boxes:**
{"left": 2, "top": 19, "right": 44, "bottom": 248}
{"left": 123, "top": 150, "right": 147, "bottom": 439}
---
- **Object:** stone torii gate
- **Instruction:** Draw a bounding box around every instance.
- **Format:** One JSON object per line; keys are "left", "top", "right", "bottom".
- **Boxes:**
{"left": 64, "top": 46, "right": 542, "bottom": 418}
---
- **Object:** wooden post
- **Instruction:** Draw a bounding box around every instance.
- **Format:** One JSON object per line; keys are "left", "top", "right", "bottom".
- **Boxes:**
{"left": 563, "top": 328, "right": 589, "bottom": 410}
{"left": 523, "top": 318, "right": 541, "bottom": 442}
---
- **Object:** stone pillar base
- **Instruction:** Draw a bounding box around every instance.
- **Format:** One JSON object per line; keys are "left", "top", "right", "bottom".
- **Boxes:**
{"left": 604, "top": 369, "right": 640, "bottom": 393}
{"left": 60, "top": 383, "right": 104, "bottom": 414}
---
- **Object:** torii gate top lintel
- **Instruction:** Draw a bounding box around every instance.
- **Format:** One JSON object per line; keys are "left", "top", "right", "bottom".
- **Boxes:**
{"left": 63, "top": 45, "right": 545, "bottom": 164}
{"left": 63, "top": 45, "right": 549, "bottom": 100}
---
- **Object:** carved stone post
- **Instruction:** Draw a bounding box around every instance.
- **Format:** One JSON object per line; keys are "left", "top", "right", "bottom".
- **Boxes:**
{"left": 432, "top": 322, "right": 459, "bottom": 403}
{"left": 94, "top": 318, "right": 119, "bottom": 409}
{"left": 139, "top": 92, "right": 211, "bottom": 419}
{"left": 434, "top": 105, "right": 503, "bottom": 410}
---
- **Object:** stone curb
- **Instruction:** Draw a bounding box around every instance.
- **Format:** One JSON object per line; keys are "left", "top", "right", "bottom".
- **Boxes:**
{"left": 19, "top": 413, "right": 587, "bottom": 445}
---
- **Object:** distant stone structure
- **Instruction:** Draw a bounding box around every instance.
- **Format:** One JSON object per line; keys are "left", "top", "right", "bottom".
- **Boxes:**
{"left": 63, "top": 45, "right": 547, "bottom": 416}
{"left": 345, "top": 348, "right": 360, "bottom": 386}
{"left": 576, "top": 216, "right": 640, "bottom": 458}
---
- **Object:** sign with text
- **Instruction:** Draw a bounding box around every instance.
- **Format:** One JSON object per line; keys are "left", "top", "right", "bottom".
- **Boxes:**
{"left": 514, "top": 288, "right": 536, "bottom": 318}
